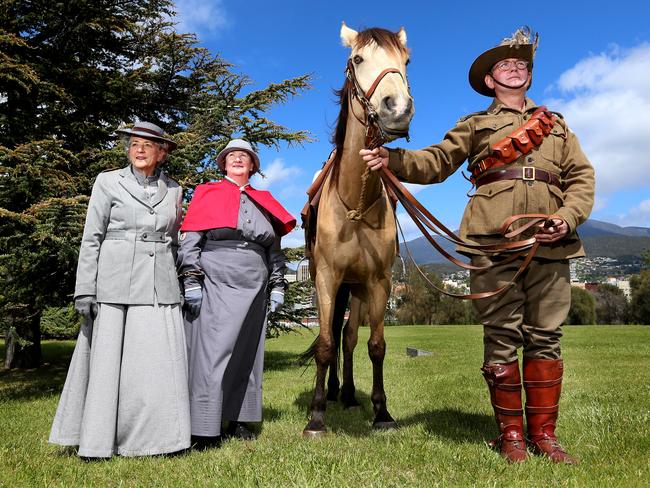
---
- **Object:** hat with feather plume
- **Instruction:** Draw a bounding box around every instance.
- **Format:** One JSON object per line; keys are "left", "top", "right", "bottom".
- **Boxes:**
{"left": 469, "top": 27, "right": 539, "bottom": 97}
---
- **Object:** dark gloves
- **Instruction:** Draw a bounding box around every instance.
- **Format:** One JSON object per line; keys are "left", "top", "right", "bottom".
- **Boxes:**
{"left": 269, "top": 289, "right": 284, "bottom": 313}
{"left": 74, "top": 295, "right": 98, "bottom": 320}
{"left": 184, "top": 287, "right": 203, "bottom": 318}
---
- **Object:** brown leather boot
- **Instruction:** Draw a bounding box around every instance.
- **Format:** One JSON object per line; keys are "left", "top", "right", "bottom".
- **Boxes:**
{"left": 481, "top": 361, "right": 528, "bottom": 463}
{"left": 523, "top": 358, "right": 578, "bottom": 464}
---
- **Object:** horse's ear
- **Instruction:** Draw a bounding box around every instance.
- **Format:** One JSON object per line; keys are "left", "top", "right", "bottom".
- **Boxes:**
{"left": 340, "top": 22, "right": 358, "bottom": 47}
{"left": 397, "top": 27, "right": 407, "bottom": 47}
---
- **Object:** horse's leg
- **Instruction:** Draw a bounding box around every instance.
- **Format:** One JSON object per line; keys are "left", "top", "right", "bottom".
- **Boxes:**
{"left": 327, "top": 284, "right": 350, "bottom": 401}
{"left": 367, "top": 280, "right": 397, "bottom": 429}
{"left": 303, "top": 270, "right": 340, "bottom": 437}
{"left": 340, "top": 291, "right": 362, "bottom": 409}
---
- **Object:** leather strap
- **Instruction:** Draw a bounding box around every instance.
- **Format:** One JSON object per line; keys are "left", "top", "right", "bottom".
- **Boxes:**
{"left": 379, "top": 166, "right": 552, "bottom": 300}
{"left": 475, "top": 166, "right": 561, "bottom": 189}
{"left": 470, "top": 106, "right": 557, "bottom": 183}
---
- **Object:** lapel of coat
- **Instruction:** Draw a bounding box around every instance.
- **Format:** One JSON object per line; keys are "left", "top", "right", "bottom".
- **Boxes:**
{"left": 118, "top": 166, "right": 153, "bottom": 209}
{"left": 150, "top": 172, "right": 169, "bottom": 208}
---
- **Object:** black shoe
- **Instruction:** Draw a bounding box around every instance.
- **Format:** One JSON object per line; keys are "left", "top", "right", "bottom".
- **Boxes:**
{"left": 191, "top": 435, "right": 222, "bottom": 450}
{"left": 225, "top": 421, "right": 256, "bottom": 440}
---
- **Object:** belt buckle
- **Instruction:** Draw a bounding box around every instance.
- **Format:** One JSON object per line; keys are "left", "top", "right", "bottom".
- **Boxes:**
{"left": 523, "top": 166, "right": 536, "bottom": 181}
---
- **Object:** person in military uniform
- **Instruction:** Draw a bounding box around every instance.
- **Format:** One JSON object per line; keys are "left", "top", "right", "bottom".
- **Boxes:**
{"left": 361, "top": 27, "right": 594, "bottom": 463}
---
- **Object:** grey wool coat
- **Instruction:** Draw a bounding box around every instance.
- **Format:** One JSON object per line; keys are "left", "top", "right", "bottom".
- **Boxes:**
{"left": 74, "top": 166, "right": 183, "bottom": 304}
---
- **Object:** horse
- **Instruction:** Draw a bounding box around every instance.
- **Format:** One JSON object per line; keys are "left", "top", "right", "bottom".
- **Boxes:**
{"left": 302, "top": 23, "right": 414, "bottom": 437}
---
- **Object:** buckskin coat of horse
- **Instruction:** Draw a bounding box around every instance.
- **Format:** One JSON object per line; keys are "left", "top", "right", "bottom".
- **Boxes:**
{"left": 301, "top": 23, "right": 414, "bottom": 437}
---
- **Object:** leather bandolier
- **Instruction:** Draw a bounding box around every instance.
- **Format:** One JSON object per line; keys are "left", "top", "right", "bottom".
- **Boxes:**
{"left": 469, "top": 106, "right": 558, "bottom": 187}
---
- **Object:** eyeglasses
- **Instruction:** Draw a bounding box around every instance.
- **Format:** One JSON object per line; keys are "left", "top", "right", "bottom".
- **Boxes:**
{"left": 492, "top": 59, "right": 529, "bottom": 72}
{"left": 130, "top": 141, "right": 156, "bottom": 151}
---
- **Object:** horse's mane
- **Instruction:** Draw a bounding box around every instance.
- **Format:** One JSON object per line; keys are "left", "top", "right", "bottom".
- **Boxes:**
{"left": 330, "top": 28, "right": 409, "bottom": 186}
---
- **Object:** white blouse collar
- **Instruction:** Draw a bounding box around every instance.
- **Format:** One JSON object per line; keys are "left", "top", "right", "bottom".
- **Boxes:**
{"left": 224, "top": 176, "right": 250, "bottom": 192}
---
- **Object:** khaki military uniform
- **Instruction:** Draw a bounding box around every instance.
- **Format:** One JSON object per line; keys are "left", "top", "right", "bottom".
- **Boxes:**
{"left": 388, "top": 97, "right": 595, "bottom": 361}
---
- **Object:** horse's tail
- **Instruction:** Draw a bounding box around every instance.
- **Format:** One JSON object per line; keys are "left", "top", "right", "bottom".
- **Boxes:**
{"left": 297, "top": 284, "right": 351, "bottom": 367}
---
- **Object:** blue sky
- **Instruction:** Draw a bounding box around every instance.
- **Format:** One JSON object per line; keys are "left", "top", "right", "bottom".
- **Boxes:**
{"left": 172, "top": 0, "right": 650, "bottom": 247}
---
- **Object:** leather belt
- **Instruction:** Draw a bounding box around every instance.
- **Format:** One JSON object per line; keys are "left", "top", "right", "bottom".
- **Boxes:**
{"left": 104, "top": 230, "right": 167, "bottom": 242}
{"left": 475, "top": 166, "right": 561, "bottom": 189}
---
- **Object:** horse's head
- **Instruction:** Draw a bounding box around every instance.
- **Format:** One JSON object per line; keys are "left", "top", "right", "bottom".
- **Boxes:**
{"left": 341, "top": 22, "right": 414, "bottom": 142}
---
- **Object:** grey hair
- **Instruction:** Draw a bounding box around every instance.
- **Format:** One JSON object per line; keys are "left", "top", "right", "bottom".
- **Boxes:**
{"left": 122, "top": 135, "right": 169, "bottom": 164}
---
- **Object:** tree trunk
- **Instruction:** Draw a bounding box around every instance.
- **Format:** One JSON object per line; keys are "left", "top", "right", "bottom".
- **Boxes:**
{"left": 4, "top": 309, "right": 42, "bottom": 369}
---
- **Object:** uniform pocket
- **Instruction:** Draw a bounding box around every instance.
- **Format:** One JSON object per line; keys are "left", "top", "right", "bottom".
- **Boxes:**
{"left": 540, "top": 125, "right": 566, "bottom": 162}
{"left": 546, "top": 184, "right": 565, "bottom": 215}
{"left": 462, "top": 180, "right": 517, "bottom": 236}
{"left": 475, "top": 118, "right": 516, "bottom": 148}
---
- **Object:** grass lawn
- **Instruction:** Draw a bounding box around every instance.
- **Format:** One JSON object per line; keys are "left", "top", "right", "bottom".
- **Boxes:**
{"left": 1, "top": 325, "right": 649, "bottom": 487}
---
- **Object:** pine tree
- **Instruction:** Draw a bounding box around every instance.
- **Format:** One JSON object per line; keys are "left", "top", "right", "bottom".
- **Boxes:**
{"left": 0, "top": 0, "right": 311, "bottom": 368}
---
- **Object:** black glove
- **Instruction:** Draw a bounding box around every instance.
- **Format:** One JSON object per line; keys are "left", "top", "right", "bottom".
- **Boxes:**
{"left": 184, "top": 287, "right": 203, "bottom": 318}
{"left": 74, "top": 295, "right": 98, "bottom": 320}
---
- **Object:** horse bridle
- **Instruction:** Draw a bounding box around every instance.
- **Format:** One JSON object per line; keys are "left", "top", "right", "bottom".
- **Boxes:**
{"left": 345, "top": 58, "right": 411, "bottom": 149}
{"left": 341, "top": 56, "right": 546, "bottom": 299}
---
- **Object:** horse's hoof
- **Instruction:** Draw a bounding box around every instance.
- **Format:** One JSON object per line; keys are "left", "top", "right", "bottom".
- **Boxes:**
{"left": 302, "top": 428, "right": 327, "bottom": 439}
{"left": 373, "top": 420, "right": 398, "bottom": 430}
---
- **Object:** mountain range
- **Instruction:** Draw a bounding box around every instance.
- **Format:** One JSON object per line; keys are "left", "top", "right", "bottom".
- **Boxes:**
{"left": 401, "top": 219, "right": 650, "bottom": 265}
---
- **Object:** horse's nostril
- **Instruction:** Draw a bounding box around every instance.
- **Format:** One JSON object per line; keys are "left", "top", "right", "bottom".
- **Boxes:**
{"left": 406, "top": 97, "right": 413, "bottom": 113}
{"left": 382, "top": 96, "right": 395, "bottom": 111}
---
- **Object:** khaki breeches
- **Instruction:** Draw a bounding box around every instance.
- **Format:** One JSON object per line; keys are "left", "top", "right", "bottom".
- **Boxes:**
{"left": 470, "top": 256, "right": 571, "bottom": 363}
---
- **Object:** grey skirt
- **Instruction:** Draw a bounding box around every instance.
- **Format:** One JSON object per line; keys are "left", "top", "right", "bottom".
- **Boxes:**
{"left": 49, "top": 301, "right": 191, "bottom": 457}
{"left": 185, "top": 240, "right": 269, "bottom": 437}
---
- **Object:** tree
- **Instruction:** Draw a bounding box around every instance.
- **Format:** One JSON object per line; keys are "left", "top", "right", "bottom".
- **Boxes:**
{"left": 629, "top": 270, "right": 650, "bottom": 325}
{"left": 565, "top": 286, "right": 596, "bottom": 325}
{"left": 267, "top": 246, "right": 315, "bottom": 338}
{"left": 395, "top": 264, "right": 475, "bottom": 325}
{"left": 593, "top": 283, "right": 627, "bottom": 325}
{"left": 0, "top": 0, "right": 311, "bottom": 368}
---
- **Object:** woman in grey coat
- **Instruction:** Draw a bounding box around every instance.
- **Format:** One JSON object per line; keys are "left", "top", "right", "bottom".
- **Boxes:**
{"left": 178, "top": 139, "right": 295, "bottom": 446}
{"left": 49, "top": 122, "right": 191, "bottom": 458}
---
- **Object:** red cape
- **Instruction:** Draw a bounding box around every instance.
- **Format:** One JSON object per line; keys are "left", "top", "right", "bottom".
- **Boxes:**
{"left": 180, "top": 180, "right": 296, "bottom": 236}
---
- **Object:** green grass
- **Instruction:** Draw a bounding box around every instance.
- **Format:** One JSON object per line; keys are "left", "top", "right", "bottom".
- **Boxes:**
{"left": 1, "top": 325, "right": 649, "bottom": 487}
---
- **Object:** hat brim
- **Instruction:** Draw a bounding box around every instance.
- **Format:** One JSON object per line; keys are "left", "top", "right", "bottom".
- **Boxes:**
{"left": 469, "top": 44, "right": 534, "bottom": 97}
{"left": 115, "top": 128, "right": 177, "bottom": 151}
{"left": 216, "top": 147, "right": 260, "bottom": 174}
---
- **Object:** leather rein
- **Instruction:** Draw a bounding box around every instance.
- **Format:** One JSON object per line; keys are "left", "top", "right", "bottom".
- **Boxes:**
{"left": 346, "top": 58, "right": 549, "bottom": 299}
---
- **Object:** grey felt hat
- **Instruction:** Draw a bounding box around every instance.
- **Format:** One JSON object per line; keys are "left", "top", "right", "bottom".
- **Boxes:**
{"left": 468, "top": 27, "right": 538, "bottom": 97}
{"left": 115, "top": 122, "right": 177, "bottom": 150}
{"left": 216, "top": 139, "right": 260, "bottom": 173}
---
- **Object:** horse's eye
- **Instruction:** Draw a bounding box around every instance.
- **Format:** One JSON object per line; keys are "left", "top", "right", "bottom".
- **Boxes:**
{"left": 405, "top": 58, "right": 411, "bottom": 66}
{"left": 353, "top": 55, "right": 363, "bottom": 64}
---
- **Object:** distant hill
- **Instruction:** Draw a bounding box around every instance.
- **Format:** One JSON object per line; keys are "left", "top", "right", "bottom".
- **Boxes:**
{"left": 401, "top": 219, "right": 650, "bottom": 265}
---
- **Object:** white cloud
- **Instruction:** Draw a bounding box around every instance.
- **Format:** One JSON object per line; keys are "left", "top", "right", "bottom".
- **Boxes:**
{"left": 616, "top": 199, "right": 650, "bottom": 227}
{"left": 396, "top": 211, "right": 424, "bottom": 242}
{"left": 172, "top": 0, "right": 228, "bottom": 37}
{"left": 544, "top": 43, "right": 650, "bottom": 196}
{"left": 251, "top": 158, "right": 302, "bottom": 190}
{"left": 403, "top": 182, "right": 427, "bottom": 195}
{"left": 281, "top": 228, "right": 305, "bottom": 248}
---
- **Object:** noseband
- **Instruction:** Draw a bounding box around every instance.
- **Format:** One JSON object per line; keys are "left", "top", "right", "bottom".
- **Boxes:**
{"left": 345, "top": 58, "right": 410, "bottom": 149}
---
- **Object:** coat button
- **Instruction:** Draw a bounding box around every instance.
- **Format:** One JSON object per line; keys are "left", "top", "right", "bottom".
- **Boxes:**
{"left": 150, "top": 209, "right": 154, "bottom": 215}
{"left": 246, "top": 219, "right": 251, "bottom": 223}
{"left": 143, "top": 233, "right": 148, "bottom": 238}
{"left": 149, "top": 251, "right": 154, "bottom": 257}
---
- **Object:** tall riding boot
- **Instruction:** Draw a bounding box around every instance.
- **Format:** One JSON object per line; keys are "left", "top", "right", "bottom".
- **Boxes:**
{"left": 481, "top": 361, "right": 528, "bottom": 463}
{"left": 523, "top": 358, "right": 578, "bottom": 464}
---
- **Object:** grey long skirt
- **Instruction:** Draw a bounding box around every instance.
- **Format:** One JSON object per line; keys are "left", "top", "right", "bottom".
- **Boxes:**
{"left": 185, "top": 240, "right": 269, "bottom": 437}
{"left": 49, "top": 301, "right": 191, "bottom": 457}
